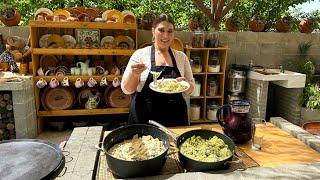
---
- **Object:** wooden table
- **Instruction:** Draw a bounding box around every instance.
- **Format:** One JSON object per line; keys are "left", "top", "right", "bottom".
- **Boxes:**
{"left": 169, "top": 123, "right": 320, "bottom": 167}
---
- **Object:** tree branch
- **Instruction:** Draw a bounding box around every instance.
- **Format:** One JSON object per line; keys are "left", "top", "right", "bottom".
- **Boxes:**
{"left": 222, "top": 0, "right": 239, "bottom": 17}
{"left": 214, "top": 0, "right": 225, "bottom": 20}
{"left": 211, "top": 0, "right": 218, "bottom": 14}
{"left": 191, "top": 0, "right": 211, "bottom": 18}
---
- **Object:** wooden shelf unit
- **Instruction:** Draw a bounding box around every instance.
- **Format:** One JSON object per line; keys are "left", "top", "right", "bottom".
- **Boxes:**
{"left": 185, "top": 47, "right": 228, "bottom": 124}
{"left": 29, "top": 21, "right": 137, "bottom": 130}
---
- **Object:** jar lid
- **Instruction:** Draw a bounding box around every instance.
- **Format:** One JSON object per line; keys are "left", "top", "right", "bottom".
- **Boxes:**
{"left": 207, "top": 103, "right": 219, "bottom": 109}
{"left": 190, "top": 103, "right": 200, "bottom": 107}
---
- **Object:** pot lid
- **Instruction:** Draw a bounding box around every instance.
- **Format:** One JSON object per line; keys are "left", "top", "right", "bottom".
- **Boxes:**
{"left": 0, "top": 139, "right": 64, "bottom": 180}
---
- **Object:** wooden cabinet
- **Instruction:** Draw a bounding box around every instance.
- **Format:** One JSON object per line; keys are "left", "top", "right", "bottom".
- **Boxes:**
{"left": 29, "top": 21, "right": 137, "bottom": 120}
{"left": 185, "top": 47, "right": 228, "bottom": 124}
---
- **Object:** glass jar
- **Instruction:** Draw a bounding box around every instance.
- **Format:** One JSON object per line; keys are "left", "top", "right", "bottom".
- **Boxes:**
{"left": 191, "top": 80, "right": 201, "bottom": 97}
{"left": 208, "top": 53, "right": 220, "bottom": 72}
{"left": 190, "top": 103, "right": 201, "bottom": 120}
{"left": 192, "top": 28, "right": 205, "bottom": 48}
{"left": 206, "top": 30, "right": 219, "bottom": 48}
{"left": 190, "top": 55, "right": 202, "bottom": 73}
{"left": 207, "top": 103, "right": 219, "bottom": 121}
{"left": 207, "top": 80, "right": 218, "bottom": 96}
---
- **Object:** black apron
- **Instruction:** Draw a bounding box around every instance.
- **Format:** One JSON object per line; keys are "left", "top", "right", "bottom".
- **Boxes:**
{"left": 128, "top": 46, "right": 188, "bottom": 126}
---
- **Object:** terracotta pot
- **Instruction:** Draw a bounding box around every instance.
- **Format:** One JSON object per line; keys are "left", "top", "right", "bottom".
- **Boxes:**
{"left": 19, "top": 63, "right": 28, "bottom": 75}
{"left": 0, "top": 62, "right": 9, "bottom": 71}
{"left": 299, "top": 20, "right": 314, "bottom": 33}
{"left": 0, "top": 9, "right": 21, "bottom": 26}
{"left": 225, "top": 18, "right": 240, "bottom": 32}
{"left": 249, "top": 20, "right": 265, "bottom": 32}
{"left": 28, "top": 61, "right": 33, "bottom": 74}
{"left": 188, "top": 19, "right": 197, "bottom": 31}
{"left": 275, "top": 17, "right": 291, "bottom": 33}
{"left": 248, "top": 16, "right": 265, "bottom": 32}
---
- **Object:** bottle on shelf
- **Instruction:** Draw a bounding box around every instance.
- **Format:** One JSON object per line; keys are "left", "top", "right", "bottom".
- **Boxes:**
{"left": 208, "top": 52, "right": 220, "bottom": 72}
{"left": 190, "top": 54, "right": 202, "bottom": 73}
{"left": 207, "top": 78, "right": 218, "bottom": 96}
{"left": 207, "top": 102, "right": 219, "bottom": 121}
{"left": 191, "top": 79, "right": 201, "bottom": 97}
{"left": 190, "top": 103, "right": 201, "bottom": 121}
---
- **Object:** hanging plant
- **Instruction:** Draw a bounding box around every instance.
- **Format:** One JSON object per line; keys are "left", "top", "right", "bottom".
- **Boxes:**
{"left": 225, "top": 14, "right": 243, "bottom": 32}
{"left": 276, "top": 16, "right": 292, "bottom": 33}
{"left": 299, "top": 17, "right": 319, "bottom": 33}
{"left": 0, "top": 3, "right": 21, "bottom": 26}
{"left": 248, "top": 14, "right": 266, "bottom": 32}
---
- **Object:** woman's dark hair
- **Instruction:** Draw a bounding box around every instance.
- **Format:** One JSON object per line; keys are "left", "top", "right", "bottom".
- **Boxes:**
{"left": 152, "top": 14, "right": 175, "bottom": 28}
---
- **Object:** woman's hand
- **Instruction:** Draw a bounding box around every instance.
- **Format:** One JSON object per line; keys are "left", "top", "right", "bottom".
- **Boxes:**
{"left": 131, "top": 62, "right": 147, "bottom": 77}
{"left": 176, "top": 76, "right": 194, "bottom": 95}
{"left": 176, "top": 77, "right": 186, "bottom": 82}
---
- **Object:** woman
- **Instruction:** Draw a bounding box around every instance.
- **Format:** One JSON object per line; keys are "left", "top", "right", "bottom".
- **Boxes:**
{"left": 121, "top": 14, "right": 194, "bottom": 126}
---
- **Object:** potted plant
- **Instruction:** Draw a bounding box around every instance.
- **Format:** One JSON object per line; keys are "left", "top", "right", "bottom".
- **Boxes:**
{"left": 0, "top": 3, "right": 21, "bottom": 26}
{"left": 248, "top": 15, "right": 266, "bottom": 32}
{"left": 225, "top": 14, "right": 242, "bottom": 32}
{"left": 299, "top": 17, "right": 319, "bottom": 33}
{"left": 276, "top": 16, "right": 292, "bottom": 33}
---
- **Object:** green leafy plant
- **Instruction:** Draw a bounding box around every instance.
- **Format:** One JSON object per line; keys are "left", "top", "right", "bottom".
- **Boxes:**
{"left": 190, "top": 11, "right": 210, "bottom": 31}
{"left": 229, "top": 14, "right": 243, "bottom": 28}
{"left": 0, "top": 3, "right": 15, "bottom": 18}
{"left": 252, "top": 14, "right": 266, "bottom": 25}
{"left": 299, "top": 84, "right": 320, "bottom": 110}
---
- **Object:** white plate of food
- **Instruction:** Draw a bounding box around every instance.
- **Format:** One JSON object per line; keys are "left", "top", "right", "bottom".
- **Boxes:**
{"left": 149, "top": 78, "right": 190, "bottom": 94}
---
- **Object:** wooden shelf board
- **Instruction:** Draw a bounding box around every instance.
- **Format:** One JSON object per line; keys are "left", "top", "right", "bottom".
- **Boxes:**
{"left": 34, "top": 75, "right": 122, "bottom": 82}
{"left": 29, "top": 21, "right": 137, "bottom": 29}
{"left": 190, "top": 96, "right": 205, "bottom": 99}
{"left": 38, "top": 108, "right": 129, "bottom": 116}
{"left": 206, "top": 96, "right": 223, "bottom": 98}
{"left": 207, "top": 72, "right": 224, "bottom": 75}
{"left": 192, "top": 72, "right": 206, "bottom": 75}
{"left": 190, "top": 120, "right": 217, "bottom": 124}
{"left": 32, "top": 48, "right": 135, "bottom": 55}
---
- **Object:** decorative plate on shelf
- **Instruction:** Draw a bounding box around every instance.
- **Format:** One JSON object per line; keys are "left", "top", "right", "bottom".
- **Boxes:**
{"left": 114, "top": 35, "right": 135, "bottom": 49}
{"left": 170, "top": 37, "right": 184, "bottom": 51}
{"left": 46, "top": 34, "right": 65, "bottom": 48}
{"left": 41, "top": 86, "right": 74, "bottom": 110}
{"left": 100, "top": 36, "right": 115, "bottom": 49}
{"left": 35, "top": 8, "right": 53, "bottom": 17}
{"left": 62, "top": 35, "right": 76, "bottom": 48}
{"left": 103, "top": 9, "right": 123, "bottom": 23}
{"left": 53, "top": 9, "right": 71, "bottom": 18}
{"left": 39, "top": 34, "right": 50, "bottom": 48}
{"left": 40, "top": 55, "right": 59, "bottom": 70}
{"left": 149, "top": 78, "right": 190, "bottom": 94}
{"left": 75, "top": 29, "right": 100, "bottom": 48}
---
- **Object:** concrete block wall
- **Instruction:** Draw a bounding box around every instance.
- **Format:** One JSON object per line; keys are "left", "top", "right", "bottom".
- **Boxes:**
{"left": 0, "top": 77, "right": 37, "bottom": 138}
{"left": 271, "top": 84, "right": 303, "bottom": 125}
{"left": 246, "top": 79, "right": 269, "bottom": 120}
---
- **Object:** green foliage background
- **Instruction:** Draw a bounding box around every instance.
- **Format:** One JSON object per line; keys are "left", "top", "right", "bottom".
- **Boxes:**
{"left": 0, "top": 0, "right": 314, "bottom": 31}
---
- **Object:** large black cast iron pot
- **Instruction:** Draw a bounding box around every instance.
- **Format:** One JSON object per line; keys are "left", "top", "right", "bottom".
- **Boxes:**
{"left": 149, "top": 120, "right": 237, "bottom": 172}
{"left": 102, "top": 124, "right": 169, "bottom": 178}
